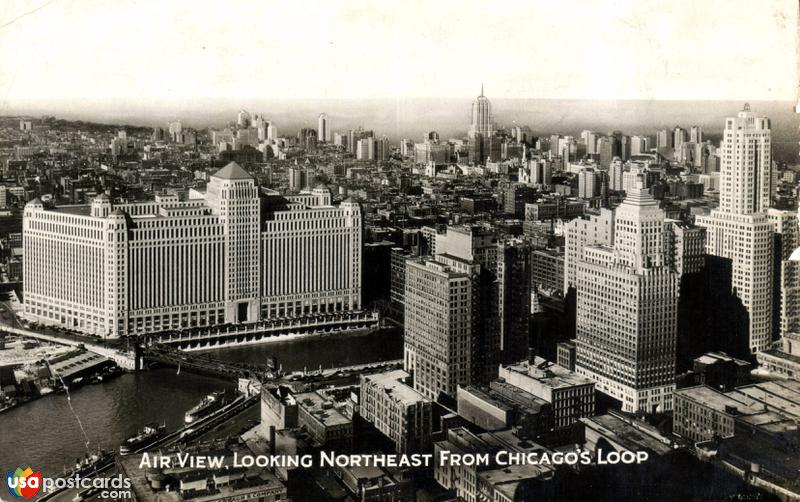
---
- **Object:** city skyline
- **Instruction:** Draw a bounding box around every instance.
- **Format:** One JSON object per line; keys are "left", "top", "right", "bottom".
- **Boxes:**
{"left": 2, "top": 2, "right": 800, "bottom": 499}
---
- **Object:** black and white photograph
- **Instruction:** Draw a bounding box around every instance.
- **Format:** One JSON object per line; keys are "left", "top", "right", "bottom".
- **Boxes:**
{"left": 0, "top": 0, "right": 798, "bottom": 500}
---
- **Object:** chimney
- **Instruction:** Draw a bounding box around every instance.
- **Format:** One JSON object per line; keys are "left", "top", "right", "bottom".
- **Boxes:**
{"left": 269, "top": 425, "right": 276, "bottom": 456}
{"left": 527, "top": 347, "right": 536, "bottom": 365}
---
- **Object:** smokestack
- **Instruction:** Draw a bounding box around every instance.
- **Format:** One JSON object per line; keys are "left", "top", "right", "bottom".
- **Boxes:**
{"left": 527, "top": 347, "right": 536, "bottom": 365}
{"left": 269, "top": 425, "right": 276, "bottom": 456}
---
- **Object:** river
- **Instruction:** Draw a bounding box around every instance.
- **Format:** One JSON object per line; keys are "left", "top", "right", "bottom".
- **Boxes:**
{"left": 0, "top": 328, "right": 403, "bottom": 476}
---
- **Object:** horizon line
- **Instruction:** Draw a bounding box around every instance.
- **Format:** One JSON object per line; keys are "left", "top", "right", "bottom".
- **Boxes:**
{"left": 1, "top": 96, "right": 796, "bottom": 106}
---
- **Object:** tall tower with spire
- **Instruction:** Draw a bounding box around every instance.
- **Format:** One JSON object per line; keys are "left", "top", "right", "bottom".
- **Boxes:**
{"left": 469, "top": 84, "right": 493, "bottom": 139}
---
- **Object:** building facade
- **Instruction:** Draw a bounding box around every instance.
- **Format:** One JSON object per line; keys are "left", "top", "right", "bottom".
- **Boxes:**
{"left": 403, "top": 258, "right": 472, "bottom": 400}
{"left": 575, "top": 182, "right": 678, "bottom": 413}
{"left": 23, "top": 162, "right": 361, "bottom": 337}
{"left": 498, "top": 356, "right": 595, "bottom": 429}
{"left": 317, "top": 113, "right": 328, "bottom": 143}
{"left": 696, "top": 104, "right": 774, "bottom": 353}
{"left": 563, "top": 208, "right": 615, "bottom": 293}
{"left": 359, "top": 369, "right": 433, "bottom": 453}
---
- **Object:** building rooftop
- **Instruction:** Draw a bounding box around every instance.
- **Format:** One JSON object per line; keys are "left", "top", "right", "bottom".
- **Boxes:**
{"left": 728, "top": 380, "right": 800, "bottom": 420}
{"left": 48, "top": 350, "right": 109, "bottom": 379}
{"left": 118, "top": 446, "right": 286, "bottom": 502}
{"left": 295, "top": 391, "right": 350, "bottom": 427}
{"left": 674, "top": 385, "right": 760, "bottom": 415}
{"left": 694, "top": 351, "right": 750, "bottom": 367}
{"left": 487, "top": 381, "right": 550, "bottom": 412}
{"left": 212, "top": 161, "right": 253, "bottom": 180}
{"left": 481, "top": 463, "right": 550, "bottom": 494}
{"left": 362, "top": 370, "right": 428, "bottom": 405}
{"left": 502, "top": 356, "right": 595, "bottom": 390}
{"left": 49, "top": 204, "right": 92, "bottom": 216}
{"left": 581, "top": 413, "right": 674, "bottom": 456}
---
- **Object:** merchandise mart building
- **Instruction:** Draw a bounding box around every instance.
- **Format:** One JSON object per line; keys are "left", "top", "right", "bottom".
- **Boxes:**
{"left": 22, "top": 162, "right": 362, "bottom": 338}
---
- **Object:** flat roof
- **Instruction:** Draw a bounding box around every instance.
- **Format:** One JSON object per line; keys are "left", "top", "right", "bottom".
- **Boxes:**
{"left": 481, "top": 463, "right": 549, "bottom": 488}
{"left": 674, "top": 385, "right": 760, "bottom": 415}
{"left": 581, "top": 413, "right": 673, "bottom": 455}
{"left": 459, "top": 385, "right": 514, "bottom": 412}
{"left": 487, "top": 381, "right": 549, "bottom": 412}
{"left": 295, "top": 391, "right": 350, "bottom": 427}
{"left": 50, "top": 205, "right": 92, "bottom": 216}
{"left": 728, "top": 381, "right": 800, "bottom": 420}
{"left": 503, "top": 357, "right": 595, "bottom": 390}
{"left": 363, "top": 370, "right": 428, "bottom": 405}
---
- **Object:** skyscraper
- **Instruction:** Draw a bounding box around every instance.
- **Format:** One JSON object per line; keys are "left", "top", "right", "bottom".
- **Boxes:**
{"left": 403, "top": 258, "right": 472, "bottom": 400}
{"left": 468, "top": 84, "right": 493, "bottom": 139}
{"left": 23, "top": 163, "right": 362, "bottom": 337}
{"left": 597, "top": 136, "right": 614, "bottom": 168}
{"left": 718, "top": 104, "right": 772, "bottom": 214}
{"left": 356, "top": 138, "right": 375, "bottom": 160}
{"left": 237, "top": 110, "right": 251, "bottom": 128}
{"left": 563, "top": 208, "right": 615, "bottom": 293}
{"left": 496, "top": 239, "right": 532, "bottom": 365}
{"left": 318, "top": 113, "right": 328, "bottom": 143}
{"left": 578, "top": 168, "right": 600, "bottom": 199}
{"left": 673, "top": 127, "right": 688, "bottom": 150}
{"left": 581, "top": 130, "right": 598, "bottom": 155}
{"left": 696, "top": 104, "right": 774, "bottom": 352}
{"left": 575, "top": 181, "right": 678, "bottom": 412}
{"left": 656, "top": 129, "right": 671, "bottom": 150}
{"left": 690, "top": 125, "right": 703, "bottom": 144}
{"left": 435, "top": 225, "right": 499, "bottom": 386}
{"left": 631, "top": 135, "right": 649, "bottom": 156}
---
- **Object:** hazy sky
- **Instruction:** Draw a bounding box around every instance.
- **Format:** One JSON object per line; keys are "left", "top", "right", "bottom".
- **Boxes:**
{"left": 0, "top": 0, "right": 797, "bottom": 106}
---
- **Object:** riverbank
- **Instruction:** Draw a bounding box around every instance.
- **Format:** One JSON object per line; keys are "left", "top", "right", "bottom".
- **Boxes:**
{"left": 0, "top": 327, "right": 403, "bottom": 476}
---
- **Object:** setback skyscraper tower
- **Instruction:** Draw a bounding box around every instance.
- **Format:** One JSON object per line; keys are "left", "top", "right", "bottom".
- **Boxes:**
{"left": 696, "top": 104, "right": 774, "bottom": 353}
{"left": 575, "top": 180, "right": 678, "bottom": 413}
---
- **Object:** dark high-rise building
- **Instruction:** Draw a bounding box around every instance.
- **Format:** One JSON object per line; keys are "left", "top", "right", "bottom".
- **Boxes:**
{"left": 497, "top": 239, "right": 532, "bottom": 364}
{"left": 597, "top": 137, "right": 614, "bottom": 168}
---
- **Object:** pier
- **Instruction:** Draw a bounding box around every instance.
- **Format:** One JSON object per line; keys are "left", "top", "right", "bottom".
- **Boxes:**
{"left": 140, "top": 310, "right": 380, "bottom": 351}
{"left": 0, "top": 326, "right": 137, "bottom": 370}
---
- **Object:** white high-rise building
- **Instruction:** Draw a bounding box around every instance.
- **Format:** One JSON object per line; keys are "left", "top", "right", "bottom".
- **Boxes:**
{"left": 356, "top": 138, "right": 375, "bottom": 160}
{"left": 690, "top": 126, "right": 703, "bottom": 144}
{"left": 317, "top": 113, "right": 329, "bottom": 143}
{"left": 696, "top": 104, "right": 774, "bottom": 352}
{"left": 673, "top": 127, "right": 688, "bottom": 150}
{"left": 577, "top": 168, "right": 599, "bottom": 199}
{"left": 237, "top": 110, "right": 251, "bottom": 128}
{"left": 563, "top": 208, "right": 615, "bottom": 293}
{"left": 468, "top": 84, "right": 493, "bottom": 139}
{"left": 631, "top": 135, "right": 648, "bottom": 156}
{"left": 23, "top": 162, "right": 361, "bottom": 337}
{"left": 581, "top": 130, "right": 598, "bottom": 155}
{"left": 266, "top": 123, "right": 277, "bottom": 141}
{"left": 575, "top": 182, "right": 678, "bottom": 412}
{"left": 718, "top": 105, "right": 772, "bottom": 214}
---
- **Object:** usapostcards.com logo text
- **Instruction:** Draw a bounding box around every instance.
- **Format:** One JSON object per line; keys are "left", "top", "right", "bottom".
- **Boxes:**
{"left": 6, "top": 467, "right": 132, "bottom": 499}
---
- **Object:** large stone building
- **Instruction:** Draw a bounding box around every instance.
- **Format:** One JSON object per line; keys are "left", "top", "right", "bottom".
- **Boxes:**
{"left": 403, "top": 258, "right": 472, "bottom": 400}
{"left": 575, "top": 181, "right": 678, "bottom": 413}
{"left": 23, "top": 162, "right": 362, "bottom": 337}
{"left": 696, "top": 104, "right": 774, "bottom": 353}
{"left": 758, "top": 246, "right": 800, "bottom": 380}
{"left": 498, "top": 356, "right": 595, "bottom": 429}
{"left": 563, "top": 208, "right": 615, "bottom": 293}
{"left": 359, "top": 369, "right": 433, "bottom": 453}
